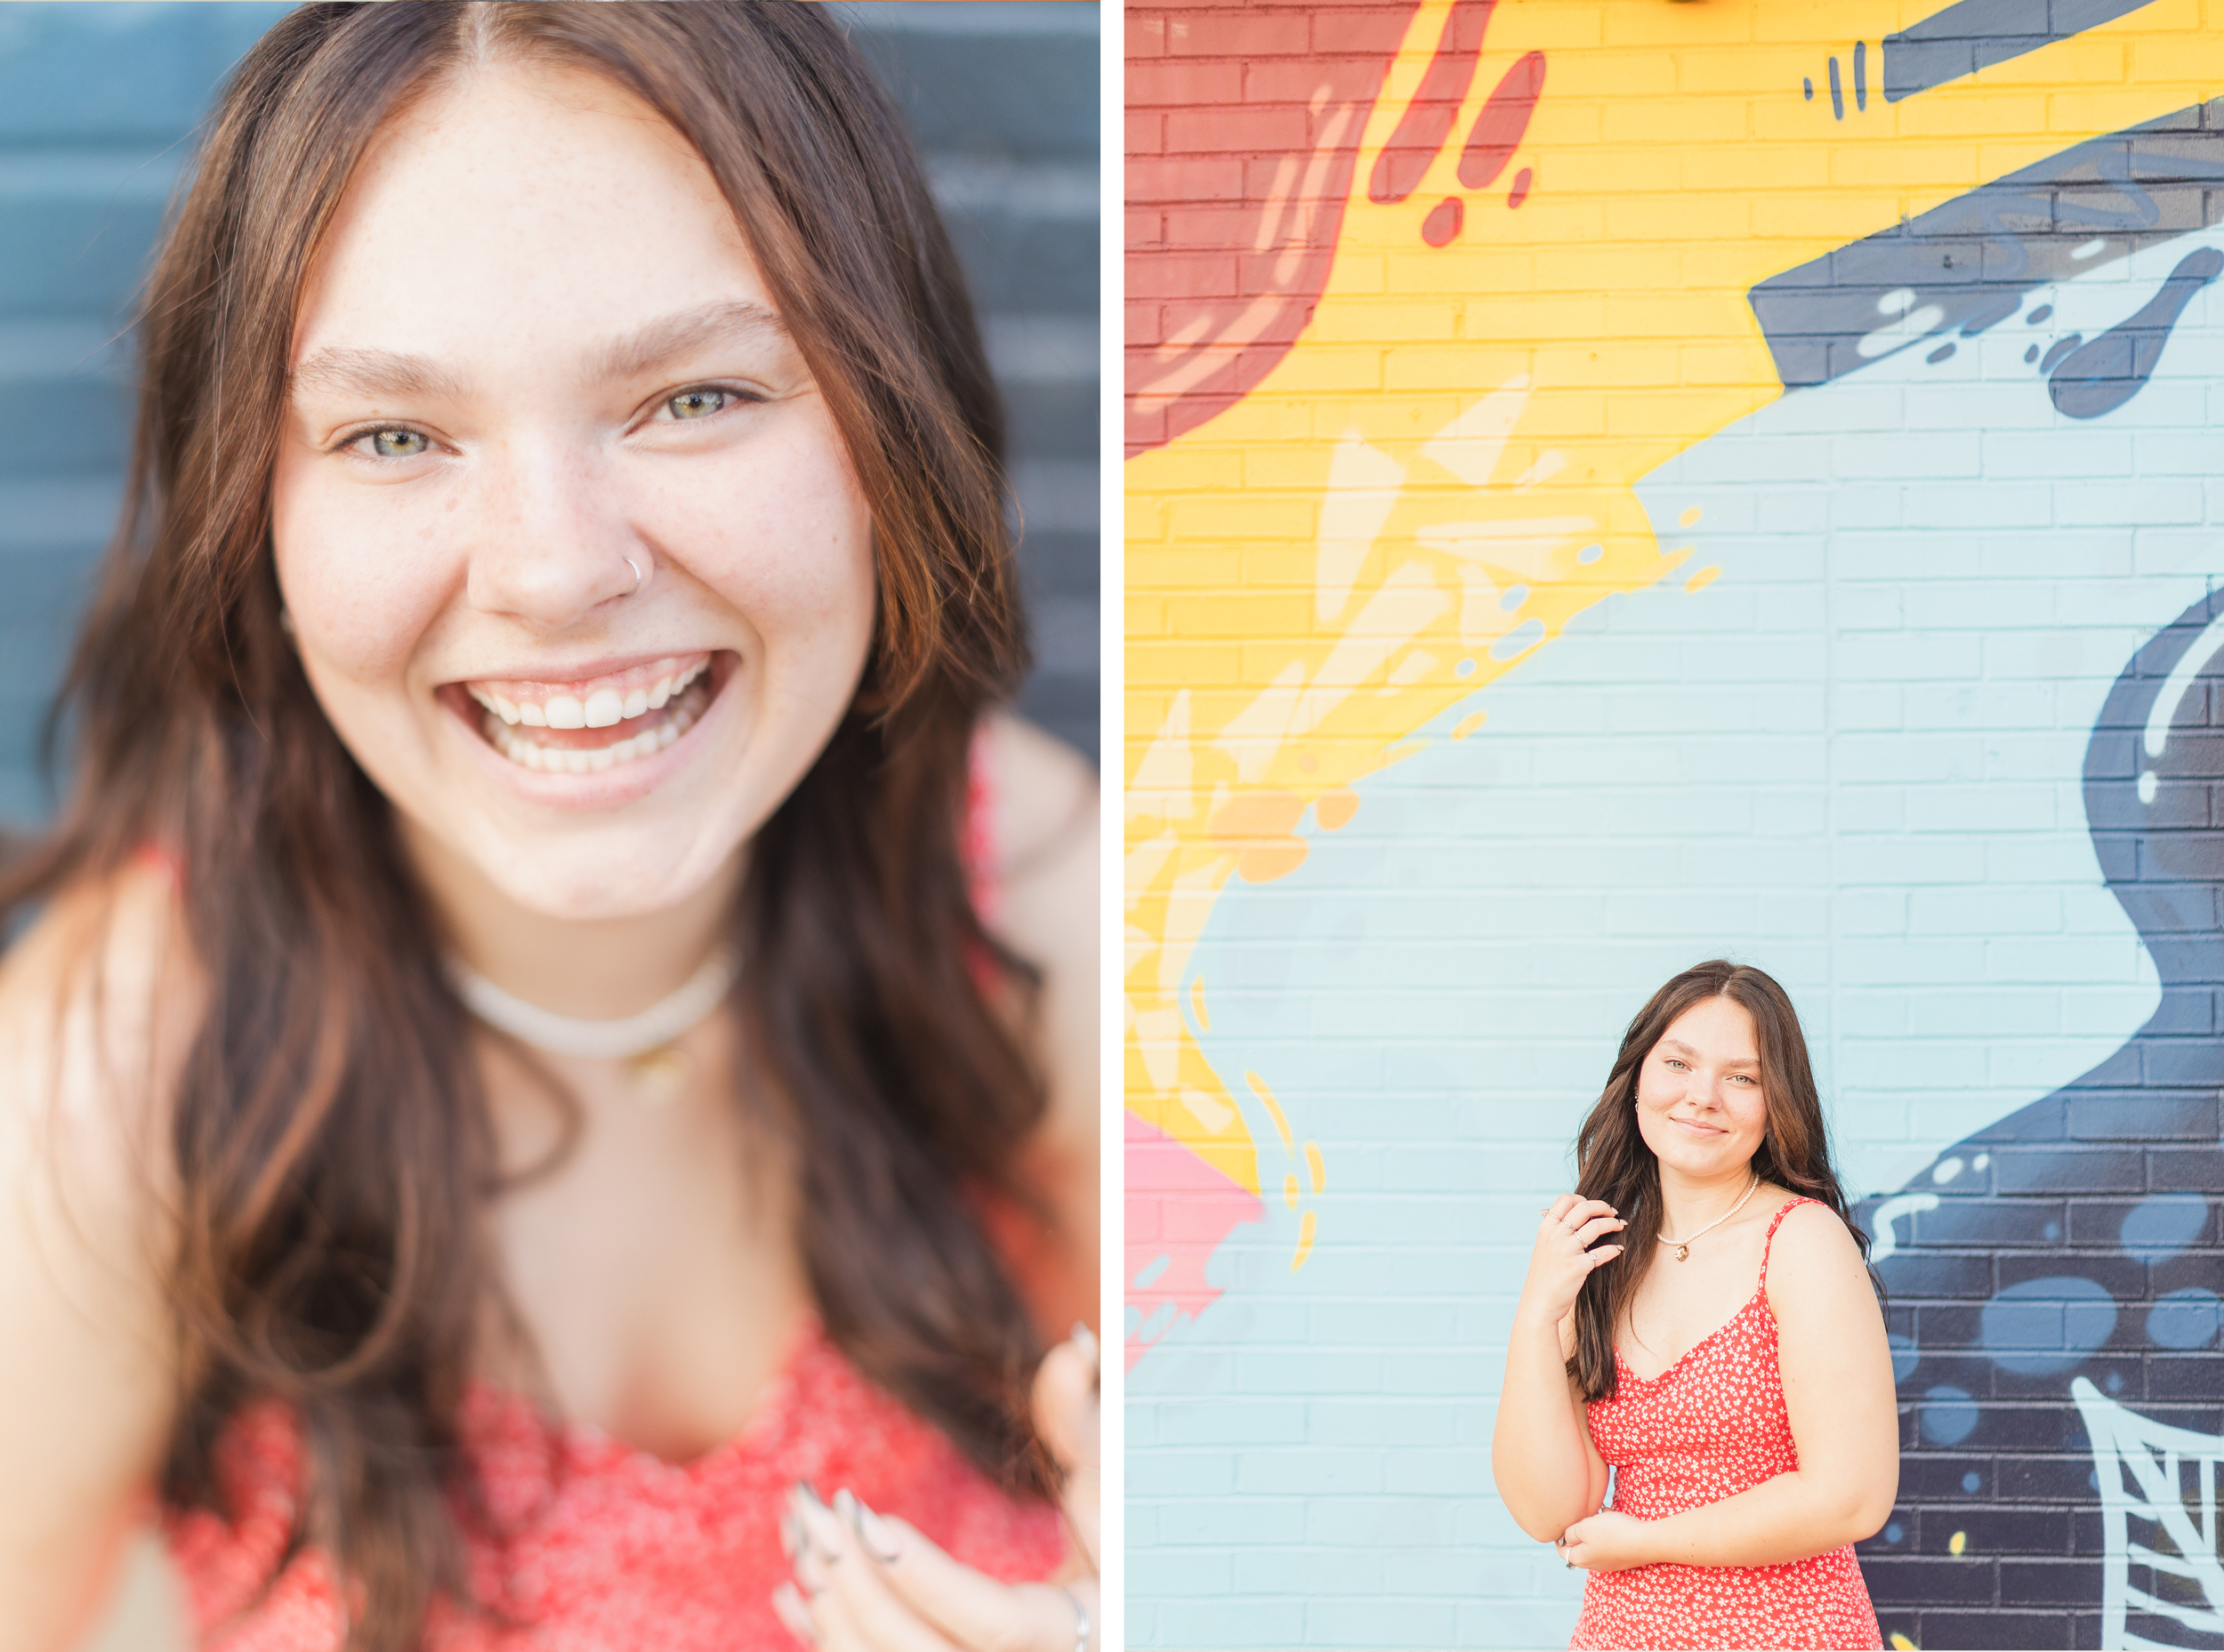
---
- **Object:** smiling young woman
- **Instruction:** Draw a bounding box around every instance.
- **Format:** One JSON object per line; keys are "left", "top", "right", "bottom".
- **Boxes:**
{"left": 0, "top": 7, "right": 1097, "bottom": 1651}
{"left": 1491, "top": 961, "right": 1898, "bottom": 1652}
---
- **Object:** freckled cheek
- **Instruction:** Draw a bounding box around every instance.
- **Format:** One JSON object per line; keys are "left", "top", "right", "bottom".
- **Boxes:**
{"left": 271, "top": 455, "right": 455, "bottom": 689}
{"left": 656, "top": 442, "right": 876, "bottom": 662}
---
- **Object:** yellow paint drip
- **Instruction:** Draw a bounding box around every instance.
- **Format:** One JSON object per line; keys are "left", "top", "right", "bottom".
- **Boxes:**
{"left": 1284, "top": 1173, "right": 1301, "bottom": 1211}
{"left": 1127, "top": 0, "right": 2224, "bottom": 1223}
{"left": 1293, "top": 1209, "right": 1317, "bottom": 1270}
{"left": 1189, "top": 976, "right": 1209, "bottom": 1033}
{"left": 1889, "top": 1635, "right": 1919, "bottom": 1650}
{"left": 1304, "top": 1140, "right": 1326, "bottom": 1195}
{"left": 1948, "top": 1530, "right": 1966, "bottom": 1557}
{"left": 1246, "top": 1070, "right": 1295, "bottom": 1154}
{"left": 1686, "top": 566, "right": 1722, "bottom": 593}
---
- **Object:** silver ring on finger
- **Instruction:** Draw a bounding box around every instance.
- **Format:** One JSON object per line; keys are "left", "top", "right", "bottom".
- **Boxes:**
{"left": 1061, "top": 1585, "right": 1090, "bottom": 1652}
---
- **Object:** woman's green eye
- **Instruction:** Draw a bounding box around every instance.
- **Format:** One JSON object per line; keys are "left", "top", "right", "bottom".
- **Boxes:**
{"left": 667, "top": 388, "right": 730, "bottom": 421}
{"left": 366, "top": 429, "right": 428, "bottom": 458}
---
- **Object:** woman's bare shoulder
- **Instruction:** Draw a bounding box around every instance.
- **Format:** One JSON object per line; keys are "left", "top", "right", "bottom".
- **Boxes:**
{"left": 0, "top": 856, "right": 198, "bottom": 1225}
{"left": 979, "top": 712, "right": 1095, "bottom": 890}
{"left": 1763, "top": 1196, "right": 1873, "bottom": 1300}
{"left": 0, "top": 862, "right": 191, "bottom": 1627}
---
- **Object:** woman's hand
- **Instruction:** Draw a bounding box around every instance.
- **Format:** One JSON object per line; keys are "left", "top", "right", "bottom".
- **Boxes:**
{"left": 1517, "top": 1194, "right": 1626, "bottom": 1329}
{"left": 1557, "top": 1509, "right": 1655, "bottom": 1574}
{"left": 773, "top": 1327, "right": 1100, "bottom": 1649}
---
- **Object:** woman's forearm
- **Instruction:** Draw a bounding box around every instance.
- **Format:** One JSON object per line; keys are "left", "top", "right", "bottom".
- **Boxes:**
{"left": 1632, "top": 1466, "right": 1890, "bottom": 1568}
{"left": 1490, "top": 1314, "right": 1600, "bottom": 1541}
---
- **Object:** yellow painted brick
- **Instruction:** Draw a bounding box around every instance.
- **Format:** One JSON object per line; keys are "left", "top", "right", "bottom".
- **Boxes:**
{"left": 1309, "top": 283, "right": 1531, "bottom": 342}
{"left": 1124, "top": 595, "right": 1169, "bottom": 636}
{"left": 1166, "top": 595, "right": 1314, "bottom": 639}
{"left": 1827, "top": 141, "right": 1986, "bottom": 189}
{"left": 1239, "top": 447, "right": 1335, "bottom": 490}
{"left": 1126, "top": 550, "right": 1242, "bottom": 588}
{"left": 1446, "top": 292, "right": 1612, "bottom": 342}
{"left": 1547, "top": 345, "right": 1683, "bottom": 389}
{"left": 1599, "top": 6, "right": 1750, "bottom": 55}
{"left": 1125, "top": 644, "right": 1244, "bottom": 689}
{"left": 2046, "top": 85, "right": 2196, "bottom": 135}
{"left": 1166, "top": 496, "right": 1316, "bottom": 540}
{"left": 1543, "top": 142, "right": 1689, "bottom": 196}
{"left": 1891, "top": 93, "right": 2051, "bottom": 139}
{"left": 1267, "top": 347, "right": 1388, "bottom": 394}
{"left": 1599, "top": 98, "right": 1749, "bottom": 147}
{"left": 1603, "top": 194, "right": 1752, "bottom": 242}
{"left": 1673, "top": 43, "right": 1834, "bottom": 95}
{"left": 1683, "top": 145, "right": 1831, "bottom": 191}
{"left": 1748, "top": 189, "right": 1906, "bottom": 240}
{"left": 1605, "top": 386, "right": 1761, "bottom": 439}
{"left": 1483, "top": 4, "right": 1602, "bottom": 51}
{"left": 1235, "top": 544, "right": 1321, "bottom": 587}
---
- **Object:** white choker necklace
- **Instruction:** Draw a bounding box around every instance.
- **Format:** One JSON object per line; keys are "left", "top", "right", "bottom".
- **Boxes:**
{"left": 445, "top": 944, "right": 740, "bottom": 1062}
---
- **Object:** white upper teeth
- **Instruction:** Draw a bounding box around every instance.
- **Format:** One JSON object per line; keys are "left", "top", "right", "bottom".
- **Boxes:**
{"left": 467, "top": 659, "right": 706, "bottom": 727}
{"left": 479, "top": 674, "right": 709, "bottom": 775}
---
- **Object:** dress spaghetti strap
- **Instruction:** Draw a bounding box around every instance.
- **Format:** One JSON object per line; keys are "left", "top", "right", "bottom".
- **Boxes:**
{"left": 1758, "top": 1196, "right": 1821, "bottom": 1289}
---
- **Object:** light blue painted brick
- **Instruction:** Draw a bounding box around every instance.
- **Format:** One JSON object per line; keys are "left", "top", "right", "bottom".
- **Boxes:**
{"left": 1306, "top": 1598, "right": 1463, "bottom": 1646}
{"left": 1906, "top": 989, "right": 2062, "bottom": 1036}
{"left": 1234, "top": 1447, "right": 1382, "bottom": 1495}
{"left": 1306, "top": 1399, "right": 1467, "bottom": 1447}
{"left": 1156, "top": 1400, "right": 1309, "bottom": 1446}
{"left": 1229, "top": 1349, "right": 1386, "bottom": 1396}
{"left": 1907, "top": 887, "right": 2062, "bottom": 935}
{"left": 1129, "top": 1549, "right": 1236, "bottom": 1596}
{"left": 2057, "top": 481, "right": 2201, "bottom": 525}
{"left": 1837, "top": 431, "right": 1982, "bottom": 479}
{"left": 1979, "top": 532, "right": 2134, "bottom": 578}
{"left": 1383, "top": 1447, "right": 1493, "bottom": 1495}
{"left": 1127, "top": 1447, "right": 1237, "bottom": 1497}
{"left": 1152, "top": 1600, "right": 1307, "bottom": 1648}
{"left": 1153, "top": 1496, "right": 1310, "bottom": 1546}
{"left": 1305, "top": 1495, "right": 1462, "bottom": 1547}
{"left": 1457, "top": 1598, "right": 1583, "bottom": 1648}
{"left": 1232, "top": 1547, "right": 1384, "bottom": 1594}
{"left": 1383, "top": 1547, "right": 1540, "bottom": 1596}
{"left": 1384, "top": 1350, "right": 1503, "bottom": 1396}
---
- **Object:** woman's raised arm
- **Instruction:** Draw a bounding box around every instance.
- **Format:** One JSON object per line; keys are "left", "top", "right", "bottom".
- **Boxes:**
{"left": 1559, "top": 1202, "right": 1898, "bottom": 1572}
{"left": 1492, "top": 1194, "right": 1622, "bottom": 1541}
{"left": 0, "top": 865, "right": 188, "bottom": 1652}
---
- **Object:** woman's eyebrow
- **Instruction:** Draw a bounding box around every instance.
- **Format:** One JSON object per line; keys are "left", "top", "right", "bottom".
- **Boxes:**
{"left": 291, "top": 346, "right": 470, "bottom": 404}
{"left": 586, "top": 298, "right": 792, "bottom": 384}
{"left": 287, "top": 301, "right": 791, "bottom": 405}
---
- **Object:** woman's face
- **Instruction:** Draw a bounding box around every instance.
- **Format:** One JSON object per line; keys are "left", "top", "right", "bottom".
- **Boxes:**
{"left": 272, "top": 62, "right": 875, "bottom": 923}
{"left": 1632, "top": 995, "right": 1770, "bottom": 1181}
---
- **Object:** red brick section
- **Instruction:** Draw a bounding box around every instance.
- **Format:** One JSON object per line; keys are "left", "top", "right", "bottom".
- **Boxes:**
{"left": 1126, "top": 1, "right": 1419, "bottom": 456}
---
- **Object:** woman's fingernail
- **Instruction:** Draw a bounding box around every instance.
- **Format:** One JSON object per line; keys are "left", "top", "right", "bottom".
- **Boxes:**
{"left": 851, "top": 1495, "right": 902, "bottom": 1561}
{"left": 1071, "top": 1322, "right": 1100, "bottom": 1377}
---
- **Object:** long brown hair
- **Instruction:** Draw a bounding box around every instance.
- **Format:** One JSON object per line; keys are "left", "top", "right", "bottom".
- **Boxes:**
{"left": 0, "top": 5, "right": 1047, "bottom": 1646}
{"left": 1566, "top": 961, "right": 1873, "bottom": 1402}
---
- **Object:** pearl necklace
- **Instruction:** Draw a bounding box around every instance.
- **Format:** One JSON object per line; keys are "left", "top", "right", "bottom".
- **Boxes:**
{"left": 1656, "top": 1173, "right": 1761, "bottom": 1262}
{"left": 445, "top": 945, "right": 740, "bottom": 1098}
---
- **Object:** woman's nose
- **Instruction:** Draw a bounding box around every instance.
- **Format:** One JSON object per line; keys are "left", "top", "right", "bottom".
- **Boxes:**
{"left": 463, "top": 437, "right": 641, "bottom": 628}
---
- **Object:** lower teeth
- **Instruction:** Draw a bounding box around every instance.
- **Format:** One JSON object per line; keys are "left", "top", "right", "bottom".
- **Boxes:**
{"left": 483, "top": 687, "right": 704, "bottom": 773}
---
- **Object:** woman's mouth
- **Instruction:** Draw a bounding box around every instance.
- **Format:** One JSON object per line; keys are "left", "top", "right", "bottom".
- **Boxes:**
{"left": 452, "top": 651, "right": 722, "bottom": 775}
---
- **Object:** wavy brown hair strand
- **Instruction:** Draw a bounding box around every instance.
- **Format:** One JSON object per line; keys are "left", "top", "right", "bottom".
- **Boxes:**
{"left": 1566, "top": 961, "right": 1875, "bottom": 1404}
{"left": 0, "top": 6, "right": 1046, "bottom": 1648}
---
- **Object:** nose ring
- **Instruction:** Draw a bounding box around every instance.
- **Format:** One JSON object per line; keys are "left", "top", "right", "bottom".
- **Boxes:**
{"left": 623, "top": 555, "right": 645, "bottom": 598}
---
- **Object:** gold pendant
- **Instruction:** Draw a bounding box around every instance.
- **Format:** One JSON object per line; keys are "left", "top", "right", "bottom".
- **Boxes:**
{"left": 1674, "top": 1244, "right": 1689, "bottom": 1261}
{"left": 625, "top": 1044, "right": 691, "bottom": 1104}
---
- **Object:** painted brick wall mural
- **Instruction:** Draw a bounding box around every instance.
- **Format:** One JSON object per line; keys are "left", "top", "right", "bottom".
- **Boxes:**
{"left": 1124, "top": 3, "right": 2224, "bottom": 1647}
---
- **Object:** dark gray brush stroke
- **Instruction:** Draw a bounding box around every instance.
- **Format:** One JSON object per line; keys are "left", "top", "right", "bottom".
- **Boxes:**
{"left": 1882, "top": 0, "right": 2161, "bottom": 102}
{"left": 1748, "top": 98, "right": 2224, "bottom": 391}
{"left": 2050, "top": 246, "right": 2223, "bottom": 417}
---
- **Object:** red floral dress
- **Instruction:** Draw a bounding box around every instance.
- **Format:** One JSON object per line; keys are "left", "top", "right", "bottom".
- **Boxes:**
{"left": 1571, "top": 1197, "right": 1883, "bottom": 1651}
{"left": 165, "top": 1320, "right": 1063, "bottom": 1649}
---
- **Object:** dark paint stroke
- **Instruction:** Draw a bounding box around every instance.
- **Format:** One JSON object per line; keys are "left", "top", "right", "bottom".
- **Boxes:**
{"left": 1367, "top": 0, "right": 1495, "bottom": 204}
{"left": 1855, "top": 593, "right": 2224, "bottom": 1649}
{"left": 1883, "top": 0, "right": 2159, "bottom": 102}
{"left": 1855, "top": 39, "right": 1867, "bottom": 111}
{"left": 1422, "top": 196, "right": 1463, "bottom": 246}
{"left": 1458, "top": 50, "right": 1545, "bottom": 190}
{"left": 1829, "top": 54, "right": 1843, "bottom": 119}
{"left": 2040, "top": 334, "right": 2084, "bottom": 373}
{"left": 2048, "top": 246, "right": 2223, "bottom": 417}
{"left": 1804, "top": 77, "right": 1814, "bottom": 101}
{"left": 1507, "top": 166, "right": 1533, "bottom": 209}
{"left": 1749, "top": 97, "right": 2224, "bottom": 391}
